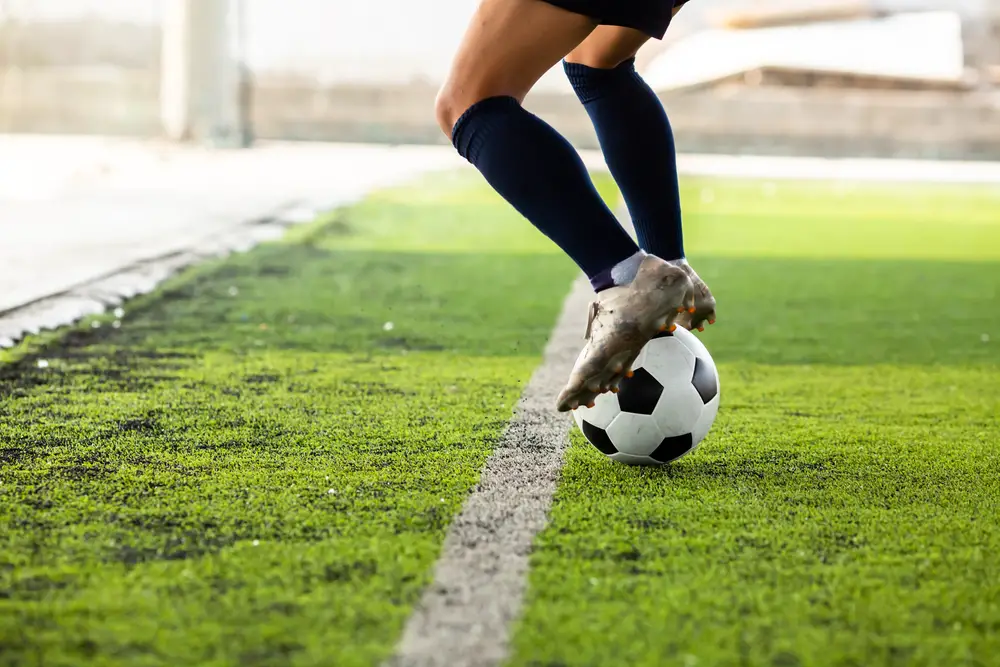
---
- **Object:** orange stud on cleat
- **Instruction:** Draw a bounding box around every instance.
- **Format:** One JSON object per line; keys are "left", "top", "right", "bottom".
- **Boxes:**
{"left": 658, "top": 323, "right": 668, "bottom": 332}
{"left": 676, "top": 306, "right": 685, "bottom": 313}
{"left": 610, "top": 386, "right": 619, "bottom": 394}
{"left": 697, "top": 325, "right": 705, "bottom": 332}
{"left": 688, "top": 307, "right": 697, "bottom": 314}
{"left": 586, "top": 401, "right": 596, "bottom": 409}
{"left": 669, "top": 324, "right": 678, "bottom": 333}
{"left": 625, "top": 370, "right": 634, "bottom": 379}
{"left": 708, "top": 318, "right": 716, "bottom": 325}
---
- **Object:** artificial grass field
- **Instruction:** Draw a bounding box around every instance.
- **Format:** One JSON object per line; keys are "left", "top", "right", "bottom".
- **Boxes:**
{"left": 0, "top": 171, "right": 585, "bottom": 667}
{"left": 510, "top": 179, "right": 1000, "bottom": 666}
{"left": 2, "top": 169, "right": 999, "bottom": 667}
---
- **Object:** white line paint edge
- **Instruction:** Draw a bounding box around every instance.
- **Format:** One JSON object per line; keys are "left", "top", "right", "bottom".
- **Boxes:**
{"left": 387, "top": 276, "right": 592, "bottom": 667}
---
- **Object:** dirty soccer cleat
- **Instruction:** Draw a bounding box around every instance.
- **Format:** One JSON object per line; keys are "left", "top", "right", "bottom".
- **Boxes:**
{"left": 670, "top": 259, "right": 717, "bottom": 333}
{"left": 556, "top": 256, "right": 694, "bottom": 412}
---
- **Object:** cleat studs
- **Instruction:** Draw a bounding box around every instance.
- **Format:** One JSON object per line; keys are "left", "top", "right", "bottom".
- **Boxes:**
{"left": 669, "top": 324, "right": 678, "bottom": 333}
{"left": 688, "top": 307, "right": 696, "bottom": 314}
{"left": 586, "top": 402, "right": 596, "bottom": 409}
{"left": 708, "top": 318, "right": 716, "bottom": 325}
{"left": 698, "top": 325, "right": 705, "bottom": 332}
{"left": 625, "top": 370, "right": 634, "bottom": 379}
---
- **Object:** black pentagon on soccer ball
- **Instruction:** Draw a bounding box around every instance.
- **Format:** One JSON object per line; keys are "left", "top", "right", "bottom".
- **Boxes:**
{"left": 691, "top": 357, "right": 718, "bottom": 404}
{"left": 580, "top": 420, "right": 618, "bottom": 455}
{"left": 650, "top": 433, "right": 693, "bottom": 464}
{"left": 616, "top": 367, "right": 663, "bottom": 415}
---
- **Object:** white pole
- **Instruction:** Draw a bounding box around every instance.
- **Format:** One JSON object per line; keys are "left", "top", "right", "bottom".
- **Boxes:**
{"left": 160, "top": 0, "right": 246, "bottom": 146}
{"left": 988, "top": 2, "right": 1000, "bottom": 91}
{"left": 0, "top": 0, "right": 16, "bottom": 133}
{"left": 160, "top": 0, "right": 191, "bottom": 141}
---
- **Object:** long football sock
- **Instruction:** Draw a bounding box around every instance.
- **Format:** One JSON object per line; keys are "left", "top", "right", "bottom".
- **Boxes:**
{"left": 451, "top": 95, "right": 640, "bottom": 290}
{"left": 564, "top": 57, "right": 685, "bottom": 261}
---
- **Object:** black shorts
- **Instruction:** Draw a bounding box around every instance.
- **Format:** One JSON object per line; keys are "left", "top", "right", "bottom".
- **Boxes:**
{"left": 541, "top": 0, "right": 689, "bottom": 40}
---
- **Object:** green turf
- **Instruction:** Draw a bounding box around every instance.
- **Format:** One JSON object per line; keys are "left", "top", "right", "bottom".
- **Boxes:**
{"left": 510, "top": 179, "right": 1000, "bottom": 667}
{"left": 0, "top": 170, "right": 598, "bottom": 667}
{"left": 5, "top": 165, "right": 999, "bottom": 667}
{"left": 680, "top": 179, "right": 1000, "bottom": 261}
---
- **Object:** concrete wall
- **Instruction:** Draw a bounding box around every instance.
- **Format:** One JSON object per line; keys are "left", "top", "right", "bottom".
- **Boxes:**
{"left": 2, "top": 5, "right": 998, "bottom": 160}
{"left": 1, "top": 68, "right": 998, "bottom": 160}
{"left": 0, "top": 68, "right": 160, "bottom": 136}
{"left": 230, "top": 76, "right": 1000, "bottom": 160}
{"left": 659, "top": 85, "right": 1000, "bottom": 159}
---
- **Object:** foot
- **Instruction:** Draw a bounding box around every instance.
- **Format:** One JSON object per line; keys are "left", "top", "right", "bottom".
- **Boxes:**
{"left": 670, "top": 259, "right": 716, "bottom": 333}
{"left": 556, "top": 256, "right": 694, "bottom": 412}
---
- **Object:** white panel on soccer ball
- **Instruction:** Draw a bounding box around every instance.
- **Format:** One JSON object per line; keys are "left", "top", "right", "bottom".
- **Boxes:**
{"left": 572, "top": 391, "right": 620, "bottom": 430}
{"left": 640, "top": 335, "right": 696, "bottom": 386}
{"left": 610, "top": 452, "right": 657, "bottom": 466}
{"left": 674, "top": 326, "right": 712, "bottom": 361}
{"left": 690, "top": 393, "right": 721, "bottom": 448}
{"left": 652, "top": 381, "right": 706, "bottom": 437}
{"left": 629, "top": 344, "right": 648, "bottom": 372}
{"left": 606, "top": 411, "right": 665, "bottom": 457}
{"left": 673, "top": 326, "right": 721, "bottom": 447}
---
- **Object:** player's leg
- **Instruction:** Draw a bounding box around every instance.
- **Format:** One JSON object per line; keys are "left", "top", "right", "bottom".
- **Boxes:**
{"left": 563, "top": 9, "right": 717, "bottom": 332}
{"left": 436, "top": 0, "right": 641, "bottom": 286}
{"left": 437, "top": 0, "right": 694, "bottom": 412}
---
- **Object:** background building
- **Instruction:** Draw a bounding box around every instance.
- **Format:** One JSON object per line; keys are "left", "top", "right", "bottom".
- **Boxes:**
{"left": 0, "top": 0, "right": 997, "bottom": 158}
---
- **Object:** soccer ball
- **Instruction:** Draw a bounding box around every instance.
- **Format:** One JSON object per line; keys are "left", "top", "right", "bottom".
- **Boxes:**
{"left": 573, "top": 326, "right": 720, "bottom": 465}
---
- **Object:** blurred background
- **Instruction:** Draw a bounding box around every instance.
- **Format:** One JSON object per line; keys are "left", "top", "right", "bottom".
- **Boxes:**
{"left": 0, "top": 0, "right": 997, "bottom": 159}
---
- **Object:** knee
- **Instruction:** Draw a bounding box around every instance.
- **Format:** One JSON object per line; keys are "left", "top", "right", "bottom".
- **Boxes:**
{"left": 434, "top": 85, "right": 466, "bottom": 140}
{"left": 436, "top": 72, "right": 532, "bottom": 139}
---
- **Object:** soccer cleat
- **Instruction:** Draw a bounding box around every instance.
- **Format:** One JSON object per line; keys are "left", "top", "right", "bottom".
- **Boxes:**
{"left": 670, "top": 260, "right": 717, "bottom": 333}
{"left": 556, "top": 256, "right": 694, "bottom": 412}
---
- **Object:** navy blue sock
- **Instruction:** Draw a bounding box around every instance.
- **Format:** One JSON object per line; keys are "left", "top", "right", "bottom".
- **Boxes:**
{"left": 564, "top": 58, "right": 685, "bottom": 261}
{"left": 451, "top": 96, "right": 639, "bottom": 287}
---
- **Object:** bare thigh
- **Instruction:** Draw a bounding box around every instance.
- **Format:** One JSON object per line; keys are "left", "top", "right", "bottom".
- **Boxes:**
{"left": 435, "top": 0, "right": 596, "bottom": 135}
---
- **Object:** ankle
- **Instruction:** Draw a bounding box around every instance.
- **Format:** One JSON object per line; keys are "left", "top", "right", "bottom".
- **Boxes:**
{"left": 590, "top": 250, "right": 647, "bottom": 292}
